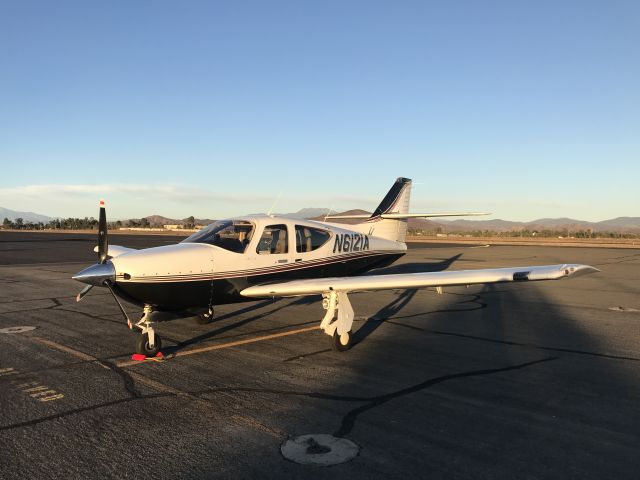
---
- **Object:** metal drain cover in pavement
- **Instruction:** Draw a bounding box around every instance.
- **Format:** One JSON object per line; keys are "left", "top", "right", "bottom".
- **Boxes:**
{"left": 281, "top": 434, "right": 359, "bottom": 466}
{"left": 0, "top": 326, "right": 36, "bottom": 334}
{"left": 609, "top": 306, "right": 640, "bottom": 312}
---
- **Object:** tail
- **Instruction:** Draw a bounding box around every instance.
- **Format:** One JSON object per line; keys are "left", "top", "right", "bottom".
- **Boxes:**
{"left": 325, "top": 177, "right": 489, "bottom": 243}
{"left": 325, "top": 177, "right": 413, "bottom": 243}
{"left": 364, "top": 177, "right": 413, "bottom": 242}
{"left": 369, "top": 177, "right": 412, "bottom": 219}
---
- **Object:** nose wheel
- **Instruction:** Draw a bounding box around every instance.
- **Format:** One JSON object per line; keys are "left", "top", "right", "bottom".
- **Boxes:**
{"left": 132, "top": 305, "right": 162, "bottom": 357}
{"left": 136, "top": 331, "right": 162, "bottom": 357}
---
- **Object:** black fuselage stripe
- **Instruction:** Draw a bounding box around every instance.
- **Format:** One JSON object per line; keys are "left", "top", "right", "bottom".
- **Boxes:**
{"left": 122, "top": 251, "right": 395, "bottom": 283}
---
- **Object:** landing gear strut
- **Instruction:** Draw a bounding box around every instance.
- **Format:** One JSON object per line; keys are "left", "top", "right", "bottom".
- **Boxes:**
{"left": 320, "top": 291, "right": 354, "bottom": 352}
{"left": 133, "top": 305, "right": 162, "bottom": 357}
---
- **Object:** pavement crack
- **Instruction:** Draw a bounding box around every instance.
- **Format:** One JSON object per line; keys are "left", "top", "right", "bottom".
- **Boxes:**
{"left": 333, "top": 356, "right": 558, "bottom": 437}
{"left": 99, "top": 360, "right": 142, "bottom": 397}
{"left": 0, "top": 394, "right": 172, "bottom": 432}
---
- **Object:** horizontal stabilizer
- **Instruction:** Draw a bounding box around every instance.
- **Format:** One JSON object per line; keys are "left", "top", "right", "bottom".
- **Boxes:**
{"left": 326, "top": 212, "right": 490, "bottom": 220}
{"left": 241, "top": 264, "right": 598, "bottom": 298}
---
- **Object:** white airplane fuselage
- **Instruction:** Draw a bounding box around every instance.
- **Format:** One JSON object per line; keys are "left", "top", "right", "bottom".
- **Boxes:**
{"left": 71, "top": 177, "right": 598, "bottom": 358}
{"left": 109, "top": 215, "right": 405, "bottom": 310}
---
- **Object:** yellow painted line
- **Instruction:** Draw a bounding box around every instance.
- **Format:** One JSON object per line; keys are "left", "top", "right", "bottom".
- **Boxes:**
{"left": 24, "top": 385, "right": 48, "bottom": 393}
{"left": 30, "top": 389, "right": 58, "bottom": 398}
{"left": 128, "top": 371, "right": 183, "bottom": 395}
{"left": 230, "top": 414, "right": 285, "bottom": 438}
{"left": 30, "top": 336, "right": 185, "bottom": 396}
{"left": 117, "top": 325, "right": 320, "bottom": 367}
{"left": 40, "top": 393, "right": 65, "bottom": 402}
{"left": 31, "top": 337, "right": 98, "bottom": 362}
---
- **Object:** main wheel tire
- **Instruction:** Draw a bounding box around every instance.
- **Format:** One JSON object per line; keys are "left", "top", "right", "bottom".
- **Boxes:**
{"left": 135, "top": 332, "right": 162, "bottom": 357}
{"left": 195, "top": 308, "right": 214, "bottom": 325}
{"left": 331, "top": 330, "right": 353, "bottom": 352}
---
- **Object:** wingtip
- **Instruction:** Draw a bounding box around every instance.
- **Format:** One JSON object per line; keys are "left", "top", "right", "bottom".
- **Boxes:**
{"left": 566, "top": 264, "right": 600, "bottom": 277}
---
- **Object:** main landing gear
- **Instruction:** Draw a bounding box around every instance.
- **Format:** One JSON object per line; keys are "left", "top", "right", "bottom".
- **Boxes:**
{"left": 132, "top": 305, "right": 162, "bottom": 357}
{"left": 320, "top": 291, "right": 354, "bottom": 352}
{"left": 196, "top": 307, "right": 214, "bottom": 325}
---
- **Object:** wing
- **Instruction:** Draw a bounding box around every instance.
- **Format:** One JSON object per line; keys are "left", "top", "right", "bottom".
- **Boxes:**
{"left": 241, "top": 264, "right": 598, "bottom": 298}
{"left": 93, "top": 245, "right": 136, "bottom": 259}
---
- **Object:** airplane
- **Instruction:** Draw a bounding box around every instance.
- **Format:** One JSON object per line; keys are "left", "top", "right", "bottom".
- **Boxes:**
{"left": 72, "top": 177, "right": 598, "bottom": 357}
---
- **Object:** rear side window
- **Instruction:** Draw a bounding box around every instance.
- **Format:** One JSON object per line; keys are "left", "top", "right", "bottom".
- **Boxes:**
{"left": 295, "top": 226, "right": 331, "bottom": 253}
{"left": 257, "top": 224, "right": 289, "bottom": 254}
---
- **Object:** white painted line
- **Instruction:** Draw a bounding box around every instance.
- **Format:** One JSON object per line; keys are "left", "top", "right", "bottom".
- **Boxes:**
{"left": 0, "top": 326, "right": 37, "bottom": 334}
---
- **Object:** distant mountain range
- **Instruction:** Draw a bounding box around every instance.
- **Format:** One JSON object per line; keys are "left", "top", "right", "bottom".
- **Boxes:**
{"left": 433, "top": 216, "right": 640, "bottom": 233}
{"left": 315, "top": 210, "right": 640, "bottom": 233}
{"left": 0, "top": 207, "right": 52, "bottom": 223}
{"left": 247, "top": 208, "right": 339, "bottom": 219}
{"left": 2, "top": 206, "right": 639, "bottom": 233}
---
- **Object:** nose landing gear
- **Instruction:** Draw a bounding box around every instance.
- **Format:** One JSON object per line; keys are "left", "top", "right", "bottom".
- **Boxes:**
{"left": 133, "top": 305, "right": 162, "bottom": 357}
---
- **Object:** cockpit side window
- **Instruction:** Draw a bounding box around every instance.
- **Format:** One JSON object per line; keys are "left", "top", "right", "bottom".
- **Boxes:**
{"left": 256, "top": 224, "right": 288, "bottom": 254}
{"left": 295, "top": 225, "right": 331, "bottom": 253}
{"left": 181, "top": 220, "right": 254, "bottom": 253}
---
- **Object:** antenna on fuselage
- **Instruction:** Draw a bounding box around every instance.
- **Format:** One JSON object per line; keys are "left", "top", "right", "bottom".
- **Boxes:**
{"left": 267, "top": 191, "right": 283, "bottom": 217}
{"left": 323, "top": 205, "right": 334, "bottom": 222}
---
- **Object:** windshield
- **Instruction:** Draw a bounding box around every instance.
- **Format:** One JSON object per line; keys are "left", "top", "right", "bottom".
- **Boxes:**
{"left": 181, "top": 220, "right": 255, "bottom": 253}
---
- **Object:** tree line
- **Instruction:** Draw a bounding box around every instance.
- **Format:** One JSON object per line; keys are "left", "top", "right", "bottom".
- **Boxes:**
{"left": 407, "top": 227, "right": 639, "bottom": 239}
{"left": 2, "top": 217, "right": 100, "bottom": 230}
{"left": 2, "top": 215, "right": 198, "bottom": 230}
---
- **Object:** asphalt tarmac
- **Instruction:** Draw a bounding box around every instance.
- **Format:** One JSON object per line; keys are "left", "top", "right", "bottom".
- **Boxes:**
{"left": 1, "top": 231, "right": 639, "bottom": 479}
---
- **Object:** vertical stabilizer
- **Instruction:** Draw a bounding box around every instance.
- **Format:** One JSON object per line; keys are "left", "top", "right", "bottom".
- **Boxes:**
{"left": 364, "top": 177, "right": 412, "bottom": 242}
{"left": 369, "top": 177, "right": 412, "bottom": 219}
{"left": 322, "top": 177, "right": 413, "bottom": 243}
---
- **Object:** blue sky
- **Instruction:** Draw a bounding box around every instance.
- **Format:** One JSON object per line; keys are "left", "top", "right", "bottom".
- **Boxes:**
{"left": 1, "top": 0, "right": 638, "bottom": 221}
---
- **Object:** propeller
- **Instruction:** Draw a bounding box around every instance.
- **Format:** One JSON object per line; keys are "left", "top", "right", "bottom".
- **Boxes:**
{"left": 75, "top": 200, "right": 109, "bottom": 302}
{"left": 98, "top": 199, "right": 108, "bottom": 264}
{"left": 76, "top": 284, "right": 93, "bottom": 302}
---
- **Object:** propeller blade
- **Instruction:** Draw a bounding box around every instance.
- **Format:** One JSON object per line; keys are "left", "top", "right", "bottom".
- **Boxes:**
{"left": 76, "top": 284, "right": 93, "bottom": 302}
{"left": 98, "top": 199, "right": 108, "bottom": 264}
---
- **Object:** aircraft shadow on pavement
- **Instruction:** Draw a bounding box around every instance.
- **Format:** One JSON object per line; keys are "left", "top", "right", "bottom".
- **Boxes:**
{"left": 366, "top": 253, "right": 463, "bottom": 275}
{"left": 319, "top": 282, "right": 640, "bottom": 478}
{"left": 163, "top": 296, "right": 319, "bottom": 354}
{"left": 163, "top": 256, "right": 463, "bottom": 354}
{"left": 353, "top": 254, "right": 462, "bottom": 346}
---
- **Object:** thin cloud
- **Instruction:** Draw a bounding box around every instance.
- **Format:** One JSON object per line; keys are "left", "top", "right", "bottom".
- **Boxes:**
{"left": 0, "top": 183, "right": 280, "bottom": 218}
{"left": 0, "top": 183, "right": 273, "bottom": 204}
